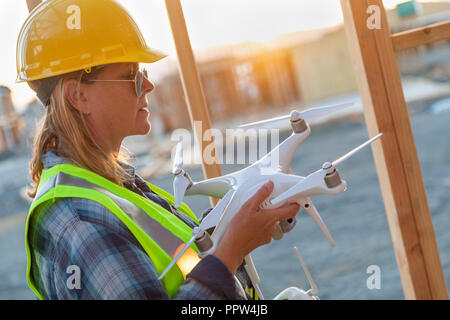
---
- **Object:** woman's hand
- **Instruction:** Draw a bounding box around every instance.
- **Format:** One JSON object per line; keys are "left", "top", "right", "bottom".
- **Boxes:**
{"left": 213, "top": 180, "right": 300, "bottom": 275}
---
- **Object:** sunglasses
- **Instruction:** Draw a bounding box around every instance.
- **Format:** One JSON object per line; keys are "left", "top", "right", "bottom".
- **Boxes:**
{"left": 88, "top": 68, "right": 149, "bottom": 97}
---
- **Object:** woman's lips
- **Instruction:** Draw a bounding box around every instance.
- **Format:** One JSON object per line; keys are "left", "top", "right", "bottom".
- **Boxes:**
{"left": 138, "top": 107, "right": 149, "bottom": 115}
{"left": 138, "top": 104, "right": 149, "bottom": 111}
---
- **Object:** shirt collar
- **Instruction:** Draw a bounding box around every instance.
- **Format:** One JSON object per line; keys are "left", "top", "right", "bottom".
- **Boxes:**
{"left": 41, "top": 149, "right": 72, "bottom": 168}
{"left": 116, "top": 159, "right": 136, "bottom": 185}
{"left": 41, "top": 150, "right": 136, "bottom": 185}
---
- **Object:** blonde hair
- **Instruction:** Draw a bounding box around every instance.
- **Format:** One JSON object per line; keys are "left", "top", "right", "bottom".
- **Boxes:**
{"left": 27, "top": 70, "right": 133, "bottom": 198}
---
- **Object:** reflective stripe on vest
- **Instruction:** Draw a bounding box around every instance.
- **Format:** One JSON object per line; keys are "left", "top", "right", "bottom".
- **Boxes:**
{"left": 25, "top": 164, "right": 199, "bottom": 299}
{"left": 34, "top": 171, "right": 185, "bottom": 257}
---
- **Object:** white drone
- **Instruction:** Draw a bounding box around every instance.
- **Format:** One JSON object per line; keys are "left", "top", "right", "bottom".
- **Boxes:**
{"left": 158, "top": 102, "right": 383, "bottom": 300}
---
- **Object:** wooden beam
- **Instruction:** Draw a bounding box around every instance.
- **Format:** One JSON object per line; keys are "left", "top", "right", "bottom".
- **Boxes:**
{"left": 341, "top": 0, "right": 447, "bottom": 299}
{"left": 392, "top": 20, "right": 450, "bottom": 52}
{"left": 164, "top": 0, "right": 221, "bottom": 206}
{"left": 26, "top": 0, "right": 42, "bottom": 12}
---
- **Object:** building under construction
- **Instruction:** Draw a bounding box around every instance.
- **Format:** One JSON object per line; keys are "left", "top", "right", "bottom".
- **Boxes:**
{"left": 150, "top": 1, "right": 450, "bottom": 131}
{"left": 0, "top": 86, "right": 22, "bottom": 154}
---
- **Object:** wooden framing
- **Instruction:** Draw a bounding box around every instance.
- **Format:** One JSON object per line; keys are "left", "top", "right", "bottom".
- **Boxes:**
{"left": 24, "top": 0, "right": 448, "bottom": 300}
{"left": 341, "top": 0, "right": 447, "bottom": 299}
{"left": 165, "top": 0, "right": 221, "bottom": 206}
{"left": 392, "top": 20, "right": 450, "bottom": 52}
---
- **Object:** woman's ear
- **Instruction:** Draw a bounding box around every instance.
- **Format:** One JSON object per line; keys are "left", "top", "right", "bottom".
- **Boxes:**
{"left": 64, "top": 79, "right": 91, "bottom": 115}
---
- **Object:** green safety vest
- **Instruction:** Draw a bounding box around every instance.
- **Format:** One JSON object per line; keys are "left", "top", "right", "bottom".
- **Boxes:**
{"left": 25, "top": 163, "right": 201, "bottom": 299}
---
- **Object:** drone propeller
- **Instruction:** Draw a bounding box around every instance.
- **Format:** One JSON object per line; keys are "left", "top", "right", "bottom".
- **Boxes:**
{"left": 239, "top": 102, "right": 354, "bottom": 129}
{"left": 271, "top": 133, "right": 383, "bottom": 205}
{"left": 173, "top": 175, "right": 191, "bottom": 208}
{"left": 172, "top": 140, "right": 184, "bottom": 175}
{"left": 332, "top": 133, "right": 383, "bottom": 167}
{"left": 172, "top": 140, "right": 192, "bottom": 208}
{"left": 158, "top": 188, "right": 236, "bottom": 280}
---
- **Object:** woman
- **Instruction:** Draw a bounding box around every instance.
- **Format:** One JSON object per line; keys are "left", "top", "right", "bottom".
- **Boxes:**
{"left": 18, "top": 0, "right": 299, "bottom": 300}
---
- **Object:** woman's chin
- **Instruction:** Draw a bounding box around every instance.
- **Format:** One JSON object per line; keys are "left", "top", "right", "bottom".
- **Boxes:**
{"left": 133, "top": 121, "right": 151, "bottom": 136}
{"left": 141, "top": 123, "right": 151, "bottom": 135}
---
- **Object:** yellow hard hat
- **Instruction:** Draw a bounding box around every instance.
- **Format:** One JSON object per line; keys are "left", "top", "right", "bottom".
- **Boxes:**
{"left": 16, "top": 0, "right": 167, "bottom": 83}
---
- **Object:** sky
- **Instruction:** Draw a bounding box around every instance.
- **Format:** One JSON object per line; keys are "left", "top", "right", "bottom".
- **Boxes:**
{"left": 0, "top": 0, "right": 436, "bottom": 112}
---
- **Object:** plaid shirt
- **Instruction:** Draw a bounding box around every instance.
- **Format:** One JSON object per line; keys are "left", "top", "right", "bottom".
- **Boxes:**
{"left": 27, "top": 150, "right": 244, "bottom": 300}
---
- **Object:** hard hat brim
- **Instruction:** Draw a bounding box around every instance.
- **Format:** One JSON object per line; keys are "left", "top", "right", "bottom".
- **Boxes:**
{"left": 16, "top": 47, "right": 168, "bottom": 83}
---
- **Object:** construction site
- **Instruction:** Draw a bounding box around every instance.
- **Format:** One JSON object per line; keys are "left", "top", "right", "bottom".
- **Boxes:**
{"left": 0, "top": 0, "right": 449, "bottom": 300}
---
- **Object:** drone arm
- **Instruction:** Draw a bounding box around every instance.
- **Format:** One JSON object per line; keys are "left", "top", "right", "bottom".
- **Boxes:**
{"left": 271, "top": 167, "right": 348, "bottom": 206}
{"left": 159, "top": 189, "right": 236, "bottom": 280}
{"left": 271, "top": 170, "right": 324, "bottom": 205}
{"left": 185, "top": 176, "right": 234, "bottom": 198}
{"left": 199, "top": 188, "right": 235, "bottom": 231}
{"left": 259, "top": 129, "right": 310, "bottom": 173}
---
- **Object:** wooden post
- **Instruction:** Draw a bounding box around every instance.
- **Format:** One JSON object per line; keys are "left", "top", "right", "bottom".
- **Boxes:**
{"left": 341, "top": 0, "right": 447, "bottom": 299}
{"left": 165, "top": 0, "right": 221, "bottom": 206}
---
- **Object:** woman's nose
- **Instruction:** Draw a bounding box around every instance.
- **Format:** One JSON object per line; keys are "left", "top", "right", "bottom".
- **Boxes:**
{"left": 142, "top": 77, "right": 154, "bottom": 96}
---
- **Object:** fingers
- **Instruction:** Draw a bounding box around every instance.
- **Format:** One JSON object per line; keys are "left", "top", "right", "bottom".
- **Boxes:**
{"left": 242, "top": 180, "right": 274, "bottom": 212}
{"left": 263, "top": 202, "right": 300, "bottom": 222}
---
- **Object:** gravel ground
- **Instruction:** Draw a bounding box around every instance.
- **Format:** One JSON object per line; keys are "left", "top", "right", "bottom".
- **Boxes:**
{"left": 0, "top": 105, "right": 449, "bottom": 300}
